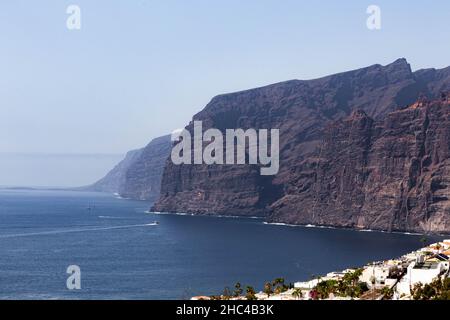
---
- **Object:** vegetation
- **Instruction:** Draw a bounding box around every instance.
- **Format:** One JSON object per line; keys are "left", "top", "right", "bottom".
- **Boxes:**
{"left": 381, "top": 286, "right": 394, "bottom": 300}
{"left": 263, "top": 282, "right": 273, "bottom": 297}
{"left": 233, "top": 282, "right": 243, "bottom": 297}
{"left": 228, "top": 278, "right": 286, "bottom": 300}
{"left": 272, "top": 277, "right": 289, "bottom": 294}
{"left": 411, "top": 278, "right": 450, "bottom": 300}
{"left": 245, "top": 286, "right": 258, "bottom": 300}
{"left": 225, "top": 272, "right": 373, "bottom": 300}
{"left": 309, "top": 289, "right": 318, "bottom": 300}
{"left": 314, "top": 279, "right": 338, "bottom": 299}
{"left": 310, "top": 269, "right": 369, "bottom": 299}
{"left": 292, "top": 288, "right": 303, "bottom": 300}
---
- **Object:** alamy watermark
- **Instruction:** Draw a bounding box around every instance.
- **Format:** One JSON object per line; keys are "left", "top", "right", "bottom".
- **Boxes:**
{"left": 66, "top": 265, "right": 81, "bottom": 290}
{"left": 366, "top": 5, "right": 381, "bottom": 30}
{"left": 171, "top": 121, "right": 279, "bottom": 176}
{"left": 66, "top": 5, "right": 81, "bottom": 30}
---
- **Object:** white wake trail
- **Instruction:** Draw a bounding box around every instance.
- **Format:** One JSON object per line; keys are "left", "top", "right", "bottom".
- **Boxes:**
{"left": 0, "top": 223, "right": 157, "bottom": 239}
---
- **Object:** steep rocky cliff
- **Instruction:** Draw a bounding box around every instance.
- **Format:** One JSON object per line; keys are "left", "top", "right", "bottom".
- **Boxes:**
{"left": 153, "top": 59, "right": 450, "bottom": 230}
{"left": 119, "top": 135, "right": 172, "bottom": 201}
{"left": 87, "top": 135, "right": 171, "bottom": 201}
{"left": 86, "top": 148, "right": 143, "bottom": 193}
{"left": 269, "top": 97, "right": 450, "bottom": 233}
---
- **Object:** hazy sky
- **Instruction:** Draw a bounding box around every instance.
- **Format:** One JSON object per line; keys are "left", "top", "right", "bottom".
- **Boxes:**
{"left": 0, "top": 152, "right": 124, "bottom": 187}
{"left": 1, "top": 0, "right": 450, "bottom": 155}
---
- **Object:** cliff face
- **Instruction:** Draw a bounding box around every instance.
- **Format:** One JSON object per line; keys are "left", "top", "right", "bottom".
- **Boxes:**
{"left": 119, "top": 135, "right": 172, "bottom": 201}
{"left": 152, "top": 59, "right": 450, "bottom": 233}
{"left": 87, "top": 135, "right": 171, "bottom": 202}
{"left": 86, "top": 148, "right": 143, "bottom": 193}
{"left": 269, "top": 98, "right": 450, "bottom": 233}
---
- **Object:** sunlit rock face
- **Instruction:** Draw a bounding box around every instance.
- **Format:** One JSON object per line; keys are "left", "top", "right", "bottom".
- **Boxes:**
{"left": 269, "top": 97, "right": 450, "bottom": 233}
{"left": 152, "top": 59, "right": 450, "bottom": 233}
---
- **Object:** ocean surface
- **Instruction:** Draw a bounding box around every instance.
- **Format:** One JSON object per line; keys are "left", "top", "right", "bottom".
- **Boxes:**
{"left": 0, "top": 189, "right": 443, "bottom": 300}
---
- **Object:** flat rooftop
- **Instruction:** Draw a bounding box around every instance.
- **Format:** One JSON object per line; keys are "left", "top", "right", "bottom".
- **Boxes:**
{"left": 413, "top": 262, "right": 439, "bottom": 270}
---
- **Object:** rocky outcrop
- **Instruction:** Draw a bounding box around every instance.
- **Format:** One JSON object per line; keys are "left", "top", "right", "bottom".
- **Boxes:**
{"left": 152, "top": 59, "right": 450, "bottom": 233}
{"left": 119, "top": 135, "right": 172, "bottom": 201}
{"left": 87, "top": 135, "right": 171, "bottom": 202}
{"left": 269, "top": 98, "right": 450, "bottom": 233}
{"left": 86, "top": 148, "right": 143, "bottom": 193}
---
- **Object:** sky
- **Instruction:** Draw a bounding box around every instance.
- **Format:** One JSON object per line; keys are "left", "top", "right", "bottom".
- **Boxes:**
{"left": 0, "top": 0, "right": 449, "bottom": 185}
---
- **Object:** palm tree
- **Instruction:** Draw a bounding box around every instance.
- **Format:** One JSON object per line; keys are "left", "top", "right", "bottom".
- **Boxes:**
{"left": 292, "top": 288, "right": 303, "bottom": 300}
{"left": 233, "top": 282, "right": 243, "bottom": 297}
{"left": 245, "top": 286, "right": 257, "bottom": 300}
{"left": 272, "top": 277, "right": 285, "bottom": 286}
{"left": 272, "top": 277, "right": 288, "bottom": 294}
{"left": 263, "top": 282, "right": 273, "bottom": 298}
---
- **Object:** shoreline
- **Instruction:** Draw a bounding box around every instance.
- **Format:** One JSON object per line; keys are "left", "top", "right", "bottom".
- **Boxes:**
{"left": 145, "top": 208, "right": 445, "bottom": 236}
{"left": 15, "top": 187, "right": 443, "bottom": 236}
{"left": 193, "top": 239, "right": 450, "bottom": 301}
{"left": 263, "top": 221, "right": 426, "bottom": 236}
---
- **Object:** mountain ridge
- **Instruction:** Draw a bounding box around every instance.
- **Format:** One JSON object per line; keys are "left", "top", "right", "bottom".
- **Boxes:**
{"left": 152, "top": 59, "right": 450, "bottom": 233}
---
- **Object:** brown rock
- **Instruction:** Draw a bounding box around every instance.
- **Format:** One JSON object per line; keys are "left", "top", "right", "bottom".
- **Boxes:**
{"left": 152, "top": 59, "right": 450, "bottom": 233}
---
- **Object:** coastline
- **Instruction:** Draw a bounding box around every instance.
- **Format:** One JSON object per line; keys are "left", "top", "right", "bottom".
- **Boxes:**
{"left": 144, "top": 207, "right": 438, "bottom": 236}
{"left": 193, "top": 239, "right": 450, "bottom": 301}
{"left": 263, "top": 222, "right": 425, "bottom": 236}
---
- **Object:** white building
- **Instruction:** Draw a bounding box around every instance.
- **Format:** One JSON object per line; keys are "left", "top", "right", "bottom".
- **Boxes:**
{"left": 360, "top": 264, "right": 391, "bottom": 288}
{"left": 395, "top": 260, "right": 448, "bottom": 296}
{"left": 294, "top": 279, "right": 319, "bottom": 289}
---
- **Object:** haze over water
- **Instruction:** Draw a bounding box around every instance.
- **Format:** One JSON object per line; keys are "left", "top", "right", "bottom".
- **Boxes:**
{"left": 0, "top": 153, "right": 123, "bottom": 187}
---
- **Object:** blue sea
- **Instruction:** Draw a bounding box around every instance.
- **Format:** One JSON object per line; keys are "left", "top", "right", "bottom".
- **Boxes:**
{"left": 0, "top": 189, "right": 443, "bottom": 299}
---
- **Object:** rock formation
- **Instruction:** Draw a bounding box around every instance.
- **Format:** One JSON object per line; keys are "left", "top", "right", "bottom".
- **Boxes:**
{"left": 269, "top": 98, "right": 450, "bottom": 233}
{"left": 86, "top": 148, "right": 143, "bottom": 193}
{"left": 152, "top": 59, "right": 450, "bottom": 233}
{"left": 119, "top": 135, "right": 172, "bottom": 201}
{"left": 87, "top": 135, "right": 171, "bottom": 202}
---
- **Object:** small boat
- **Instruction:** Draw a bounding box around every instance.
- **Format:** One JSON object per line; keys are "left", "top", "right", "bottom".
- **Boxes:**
{"left": 154, "top": 221, "right": 159, "bottom": 225}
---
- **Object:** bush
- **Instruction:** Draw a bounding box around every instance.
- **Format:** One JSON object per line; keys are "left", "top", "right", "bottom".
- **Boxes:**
{"left": 412, "top": 278, "right": 450, "bottom": 300}
{"left": 312, "top": 269, "right": 369, "bottom": 299}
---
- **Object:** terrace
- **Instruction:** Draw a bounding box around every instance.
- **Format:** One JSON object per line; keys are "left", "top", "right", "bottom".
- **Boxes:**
{"left": 413, "top": 262, "right": 439, "bottom": 270}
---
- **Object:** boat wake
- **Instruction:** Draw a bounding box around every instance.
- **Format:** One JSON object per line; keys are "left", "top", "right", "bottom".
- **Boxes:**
{"left": 98, "top": 215, "right": 130, "bottom": 219}
{"left": 0, "top": 223, "right": 158, "bottom": 239}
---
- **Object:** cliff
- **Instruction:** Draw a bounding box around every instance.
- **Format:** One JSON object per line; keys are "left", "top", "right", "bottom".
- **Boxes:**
{"left": 87, "top": 135, "right": 171, "bottom": 202}
{"left": 152, "top": 59, "right": 450, "bottom": 233}
{"left": 269, "top": 98, "right": 450, "bottom": 233}
{"left": 119, "top": 135, "right": 172, "bottom": 201}
{"left": 86, "top": 148, "right": 143, "bottom": 193}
